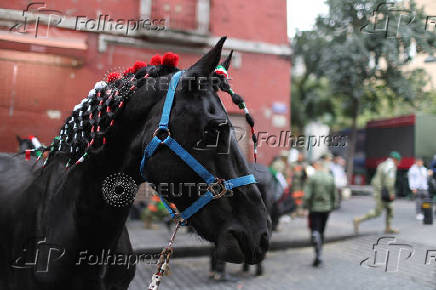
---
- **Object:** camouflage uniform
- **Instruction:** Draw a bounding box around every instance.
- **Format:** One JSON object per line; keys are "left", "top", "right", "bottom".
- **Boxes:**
{"left": 357, "top": 158, "right": 397, "bottom": 230}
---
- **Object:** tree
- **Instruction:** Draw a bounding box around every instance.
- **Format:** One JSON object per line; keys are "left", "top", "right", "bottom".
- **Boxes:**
{"left": 291, "top": 76, "right": 336, "bottom": 133}
{"left": 293, "top": 0, "right": 436, "bottom": 183}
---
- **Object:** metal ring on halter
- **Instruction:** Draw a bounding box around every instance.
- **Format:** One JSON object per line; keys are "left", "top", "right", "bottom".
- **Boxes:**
{"left": 153, "top": 127, "right": 171, "bottom": 143}
{"left": 173, "top": 213, "right": 185, "bottom": 224}
{"left": 208, "top": 178, "right": 227, "bottom": 199}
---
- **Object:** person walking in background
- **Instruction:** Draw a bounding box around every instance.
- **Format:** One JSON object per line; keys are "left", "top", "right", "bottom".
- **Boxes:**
{"left": 430, "top": 155, "right": 436, "bottom": 177}
{"left": 408, "top": 157, "right": 429, "bottom": 220}
{"left": 353, "top": 151, "right": 402, "bottom": 234}
{"left": 290, "top": 151, "right": 307, "bottom": 217}
{"left": 330, "top": 154, "right": 347, "bottom": 208}
{"left": 303, "top": 159, "right": 336, "bottom": 267}
{"left": 320, "top": 152, "right": 333, "bottom": 173}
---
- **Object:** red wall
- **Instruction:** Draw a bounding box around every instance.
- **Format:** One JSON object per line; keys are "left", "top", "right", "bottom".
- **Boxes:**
{"left": 0, "top": 0, "right": 290, "bottom": 165}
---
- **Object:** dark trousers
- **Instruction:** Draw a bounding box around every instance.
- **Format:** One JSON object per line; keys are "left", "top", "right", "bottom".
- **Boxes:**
{"left": 308, "top": 211, "right": 330, "bottom": 242}
{"left": 309, "top": 212, "right": 330, "bottom": 262}
{"left": 415, "top": 189, "right": 429, "bottom": 214}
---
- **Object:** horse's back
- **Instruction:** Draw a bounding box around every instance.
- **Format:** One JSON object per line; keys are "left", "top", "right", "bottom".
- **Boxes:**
{"left": 0, "top": 153, "right": 41, "bottom": 233}
{"left": 0, "top": 153, "right": 38, "bottom": 198}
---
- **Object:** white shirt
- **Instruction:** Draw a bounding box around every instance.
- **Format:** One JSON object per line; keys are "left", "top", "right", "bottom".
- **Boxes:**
{"left": 330, "top": 162, "right": 347, "bottom": 188}
{"left": 408, "top": 164, "right": 428, "bottom": 190}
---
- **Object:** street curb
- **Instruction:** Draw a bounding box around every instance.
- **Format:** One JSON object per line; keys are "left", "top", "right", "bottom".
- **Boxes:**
{"left": 133, "top": 233, "right": 371, "bottom": 259}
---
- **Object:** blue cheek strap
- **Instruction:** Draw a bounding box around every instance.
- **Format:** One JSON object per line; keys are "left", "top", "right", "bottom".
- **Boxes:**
{"left": 139, "top": 71, "right": 256, "bottom": 223}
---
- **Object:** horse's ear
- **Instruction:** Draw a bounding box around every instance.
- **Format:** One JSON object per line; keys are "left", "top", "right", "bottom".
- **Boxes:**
{"left": 186, "top": 37, "right": 226, "bottom": 77}
{"left": 221, "top": 50, "right": 233, "bottom": 70}
{"left": 16, "top": 135, "right": 22, "bottom": 143}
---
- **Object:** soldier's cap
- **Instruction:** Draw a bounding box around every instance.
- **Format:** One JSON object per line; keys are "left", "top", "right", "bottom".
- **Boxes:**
{"left": 389, "top": 151, "right": 402, "bottom": 161}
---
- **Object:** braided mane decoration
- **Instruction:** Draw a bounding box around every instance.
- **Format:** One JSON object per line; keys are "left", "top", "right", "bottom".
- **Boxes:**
{"left": 214, "top": 65, "right": 258, "bottom": 162}
{"left": 41, "top": 51, "right": 257, "bottom": 168}
{"left": 50, "top": 75, "right": 135, "bottom": 168}
{"left": 44, "top": 53, "right": 179, "bottom": 168}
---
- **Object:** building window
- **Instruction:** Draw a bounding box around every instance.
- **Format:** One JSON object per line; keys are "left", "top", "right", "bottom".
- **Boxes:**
{"left": 141, "top": 0, "right": 209, "bottom": 34}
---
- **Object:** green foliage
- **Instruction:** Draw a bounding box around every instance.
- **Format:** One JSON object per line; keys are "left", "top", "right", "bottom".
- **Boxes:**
{"left": 292, "top": 0, "right": 436, "bottom": 129}
{"left": 291, "top": 76, "right": 336, "bottom": 132}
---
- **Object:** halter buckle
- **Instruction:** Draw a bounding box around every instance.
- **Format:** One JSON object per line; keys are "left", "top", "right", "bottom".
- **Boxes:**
{"left": 153, "top": 127, "right": 171, "bottom": 143}
{"left": 208, "top": 178, "right": 228, "bottom": 199}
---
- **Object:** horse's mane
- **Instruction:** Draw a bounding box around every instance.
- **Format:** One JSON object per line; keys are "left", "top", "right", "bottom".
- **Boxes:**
{"left": 42, "top": 51, "right": 258, "bottom": 167}
{"left": 44, "top": 54, "right": 180, "bottom": 167}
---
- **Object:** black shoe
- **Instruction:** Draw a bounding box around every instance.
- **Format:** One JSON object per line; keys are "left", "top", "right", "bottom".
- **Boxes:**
{"left": 312, "top": 258, "right": 322, "bottom": 267}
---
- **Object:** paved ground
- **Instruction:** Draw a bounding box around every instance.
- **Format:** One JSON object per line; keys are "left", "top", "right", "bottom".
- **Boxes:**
{"left": 130, "top": 236, "right": 436, "bottom": 290}
{"left": 127, "top": 196, "right": 436, "bottom": 289}
{"left": 127, "top": 195, "right": 434, "bottom": 251}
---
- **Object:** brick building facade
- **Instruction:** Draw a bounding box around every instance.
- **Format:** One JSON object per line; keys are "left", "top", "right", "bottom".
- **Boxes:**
{"left": 0, "top": 0, "right": 291, "bottom": 164}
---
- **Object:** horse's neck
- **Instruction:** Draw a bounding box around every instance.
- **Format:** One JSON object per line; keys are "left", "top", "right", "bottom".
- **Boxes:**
{"left": 37, "top": 147, "right": 135, "bottom": 250}
{"left": 38, "top": 87, "right": 160, "bottom": 247}
{"left": 75, "top": 148, "right": 136, "bottom": 237}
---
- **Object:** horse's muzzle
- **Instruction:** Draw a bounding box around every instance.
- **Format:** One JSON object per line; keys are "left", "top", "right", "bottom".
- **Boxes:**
{"left": 216, "top": 227, "right": 270, "bottom": 265}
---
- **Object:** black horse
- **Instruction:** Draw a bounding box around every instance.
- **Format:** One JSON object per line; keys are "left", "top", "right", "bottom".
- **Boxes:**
{"left": 16, "top": 135, "right": 42, "bottom": 155}
{"left": 0, "top": 37, "right": 271, "bottom": 290}
{"left": 209, "top": 163, "right": 281, "bottom": 279}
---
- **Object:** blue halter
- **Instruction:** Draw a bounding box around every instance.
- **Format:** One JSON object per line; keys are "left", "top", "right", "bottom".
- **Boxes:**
{"left": 139, "top": 70, "right": 256, "bottom": 222}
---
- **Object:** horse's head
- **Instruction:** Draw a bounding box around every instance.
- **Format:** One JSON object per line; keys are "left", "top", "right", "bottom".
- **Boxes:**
{"left": 46, "top": 37, "right": 270, "bottom": 264}
{"left": 124, "top": 37, "right": 271, "bottom": 264}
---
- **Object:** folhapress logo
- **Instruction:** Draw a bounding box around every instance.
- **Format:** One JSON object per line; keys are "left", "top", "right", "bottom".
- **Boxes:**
{"left": 360, "top": 236, "right": 414, "bottom": 272}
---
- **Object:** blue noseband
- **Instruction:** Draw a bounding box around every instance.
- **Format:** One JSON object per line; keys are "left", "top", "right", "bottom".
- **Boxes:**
{"left": 139, "top": 70, "right": 256, "bottom": 222}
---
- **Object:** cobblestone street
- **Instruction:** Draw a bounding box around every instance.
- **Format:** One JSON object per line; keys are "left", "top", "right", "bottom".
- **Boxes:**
{"left": 130, "top": 196, "right": 436, "bottom": 290}
{"left": 130, "top": 235, "right": 436, "bottom": 290}
{"left": 129, "top": 196, "right": 436, "bottom": 289}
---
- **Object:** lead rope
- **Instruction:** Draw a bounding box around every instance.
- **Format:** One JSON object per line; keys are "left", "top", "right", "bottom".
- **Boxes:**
{"left": 148, "top": 221, "right": 182, "bottom": 290}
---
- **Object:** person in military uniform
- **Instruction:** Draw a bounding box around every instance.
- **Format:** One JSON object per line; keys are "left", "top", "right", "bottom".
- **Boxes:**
{"left": 353, "top": 151, "right": 402, "bottom": 234}
{"left": 303, "top": 159, "right": 337, "bottom": 267}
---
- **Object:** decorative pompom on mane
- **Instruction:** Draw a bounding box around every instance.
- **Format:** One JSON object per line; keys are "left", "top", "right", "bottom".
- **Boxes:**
{"left": 133, "top": 61, "right": 147, "bottom": 73}
{"left": 150, "top": 54, "right": 163, "bottom": 66}
{"left": 106, "top": 72, "right": 121, "bottom": 83}
{"left": 123, "top": 67, "right": 135, "bottom": 76}
{"left": 162, "top": 52, "right": 179, "bottom": 67}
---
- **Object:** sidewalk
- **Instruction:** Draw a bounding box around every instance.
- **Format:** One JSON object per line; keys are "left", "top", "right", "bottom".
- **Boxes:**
{"left": 127, "top": 196, "right": 434, "bottom": 257}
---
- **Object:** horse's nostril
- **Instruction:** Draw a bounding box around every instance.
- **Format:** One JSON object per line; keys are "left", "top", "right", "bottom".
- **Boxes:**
{"left": 259, "top": 232, "right": 269, "bottom": 252}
